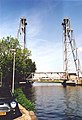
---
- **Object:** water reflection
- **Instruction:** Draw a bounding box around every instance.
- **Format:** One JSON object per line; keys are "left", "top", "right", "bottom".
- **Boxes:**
{"left": 23, "top": 83, "right": 82, "bottom": 120}
{"left": 63, "top": 86, "right": 82, "bottom": 120}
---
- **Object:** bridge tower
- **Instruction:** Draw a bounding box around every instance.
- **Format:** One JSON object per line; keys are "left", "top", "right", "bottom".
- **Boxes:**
{"left": 17, "top": 16, "right": 27, "bottom": 49}
{"left": 62, "top": 17, "right": 82, "bottom": 80}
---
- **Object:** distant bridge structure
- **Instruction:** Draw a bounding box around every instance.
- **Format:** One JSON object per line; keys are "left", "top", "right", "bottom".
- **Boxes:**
{"left": 26, "top": 72, "right": 69, "bottom": 82}
{"left": 26, "top": 72, "right": 80, "bottom": 84}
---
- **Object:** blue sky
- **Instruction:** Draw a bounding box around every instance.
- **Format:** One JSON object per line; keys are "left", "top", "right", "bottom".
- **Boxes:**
{"left": 0, "top": 0, "right": 82, "bottom": 72}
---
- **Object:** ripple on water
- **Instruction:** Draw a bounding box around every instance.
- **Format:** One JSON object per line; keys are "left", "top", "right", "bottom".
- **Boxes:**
{"left": 29, "top": 84, "right": 82, "bottom": 120}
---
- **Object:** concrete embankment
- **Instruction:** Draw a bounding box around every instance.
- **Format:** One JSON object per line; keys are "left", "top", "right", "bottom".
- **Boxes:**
{"left": 14, "top": 104, "right": 38, "bottom": 120}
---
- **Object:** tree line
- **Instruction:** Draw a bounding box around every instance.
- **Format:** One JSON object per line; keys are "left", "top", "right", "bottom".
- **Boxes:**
{"left": 0, "top": 36, "right": 36, "bottom": 87}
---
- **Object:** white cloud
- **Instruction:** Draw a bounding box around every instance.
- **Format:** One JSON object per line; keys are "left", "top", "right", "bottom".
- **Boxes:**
{"left": 27, "top": 13, "right": 42, "bottom": 38}
{"left": 78, "top": 47, "right": 82, "bottom": 52}
{"left": 25, "top": 8, "right": 64, "bottom": 72}
{"left": 29, "top": 38, "right": 63, "bottom": 72}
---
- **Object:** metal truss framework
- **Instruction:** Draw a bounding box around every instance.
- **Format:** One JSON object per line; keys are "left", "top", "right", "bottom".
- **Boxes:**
{"left": 62, "top": 17, "right": 82, "bottom": 79}
{"left": 26, "top": 72, "right": 66, "bottom": 81}
{"left": 17, "top": 16, "right": 27, "bottom": 49}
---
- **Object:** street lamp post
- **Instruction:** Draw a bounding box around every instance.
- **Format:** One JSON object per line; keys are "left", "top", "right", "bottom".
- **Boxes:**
{"left": 10, "top": 49, "right": 16, "bottom": 93}
{"left": 0, "top": 67, "right": 2, "bottom": 87}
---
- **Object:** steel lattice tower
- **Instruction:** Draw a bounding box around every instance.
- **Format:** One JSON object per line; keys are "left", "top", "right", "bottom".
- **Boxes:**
{"left": 17, "top": 17, "right": 27, "bottom": 49}
{"left": 62, "top": 17, "right": 82, "bottom": 80}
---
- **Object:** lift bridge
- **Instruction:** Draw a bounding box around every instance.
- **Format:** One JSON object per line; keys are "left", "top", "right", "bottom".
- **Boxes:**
{"left": 17, "top": 17, "right": 82, "bottom": 84}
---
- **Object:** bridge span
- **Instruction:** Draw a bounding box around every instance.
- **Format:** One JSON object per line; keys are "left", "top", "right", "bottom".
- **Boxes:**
{"left": 26, "top": 72, "right": 82, "bottom": 85}
{"left": 26, "top": 72, "right": 79, "bottom": 81}
{"left": 31, "top": 72, "right": 66, "bottom": 81}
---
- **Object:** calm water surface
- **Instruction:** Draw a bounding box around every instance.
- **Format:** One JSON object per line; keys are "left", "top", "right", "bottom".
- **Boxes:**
{"left": 24, "top": 83, "right": 82, "bottom": 120}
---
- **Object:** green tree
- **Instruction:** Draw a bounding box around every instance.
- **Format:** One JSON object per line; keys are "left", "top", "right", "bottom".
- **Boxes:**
{"left": 0, "top": 36, "right": 36, "bottom": 87}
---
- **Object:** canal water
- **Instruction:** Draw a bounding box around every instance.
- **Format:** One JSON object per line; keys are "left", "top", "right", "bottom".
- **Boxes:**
{"left": 24, "top": 83, "right": 82, "bottom": 120}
